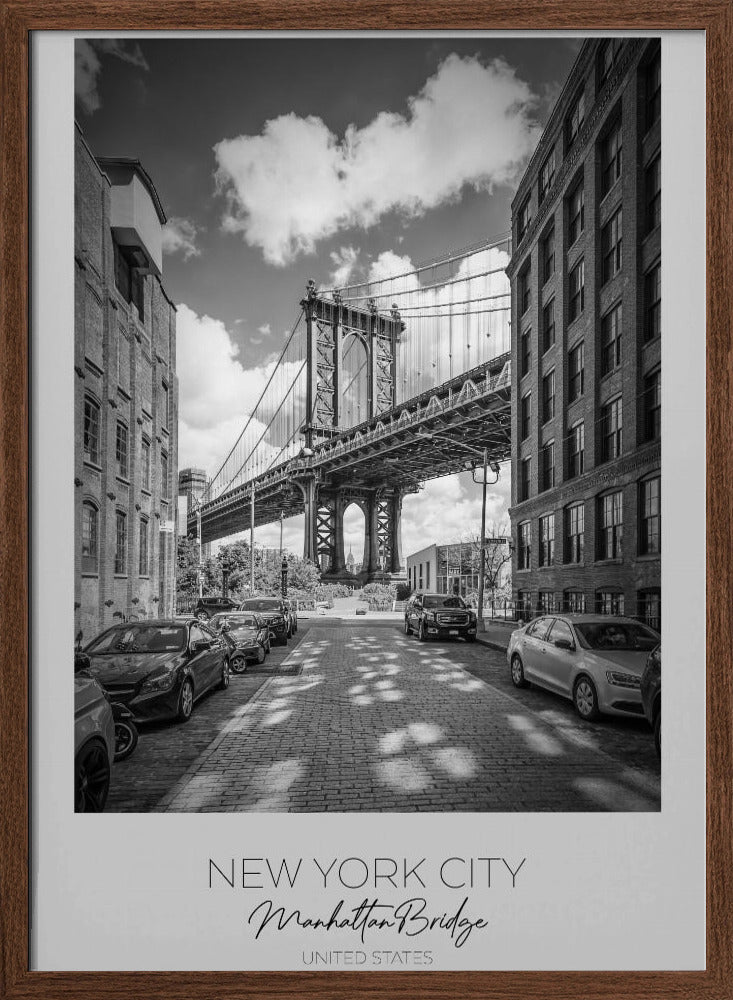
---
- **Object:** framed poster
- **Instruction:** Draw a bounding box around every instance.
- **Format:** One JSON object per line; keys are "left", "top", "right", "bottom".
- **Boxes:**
{"left": 0, "top": 2, "right": 731, "bottom": 997}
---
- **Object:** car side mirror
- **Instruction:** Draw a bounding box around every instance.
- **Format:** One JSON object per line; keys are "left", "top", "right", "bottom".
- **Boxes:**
{"left": 74, "top": 651, "right": 91, "bottom": 673}
{"left": 554, "top": 638, "right": 575, "bottom": 651}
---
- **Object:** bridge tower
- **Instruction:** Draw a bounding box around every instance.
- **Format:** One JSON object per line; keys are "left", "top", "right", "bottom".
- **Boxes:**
{"left": 296, "top": 281, "right": 407, "bottom": 584}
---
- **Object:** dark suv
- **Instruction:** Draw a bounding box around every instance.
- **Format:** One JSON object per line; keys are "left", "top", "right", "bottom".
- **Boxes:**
{"left": 404, "top": 593, "right": 477, "bottom": 642}
{"left": 240, "top": 597, "right": 291, "bottom": 645}
{"left": 194, "top": 596, "right": 238, "bottom": 621}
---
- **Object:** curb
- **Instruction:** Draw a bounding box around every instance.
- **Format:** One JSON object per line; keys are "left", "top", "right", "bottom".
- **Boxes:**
{"left": 476, "top": 635, "right": 509, "bottom": 654}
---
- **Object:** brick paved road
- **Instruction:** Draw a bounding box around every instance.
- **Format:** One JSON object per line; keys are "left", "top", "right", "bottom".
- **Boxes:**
{"left": 156, "top": 620, "right": 660, "bottom": 813}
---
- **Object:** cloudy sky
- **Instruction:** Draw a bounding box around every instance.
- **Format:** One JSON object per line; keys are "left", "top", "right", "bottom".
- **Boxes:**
{"left": 76, "top": 35, "right": 581, "bottom": 557}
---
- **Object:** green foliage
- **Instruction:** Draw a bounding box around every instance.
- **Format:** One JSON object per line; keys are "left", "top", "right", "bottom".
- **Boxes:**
{"left": 394, "top": 582, "right": 411, "bottom": 601}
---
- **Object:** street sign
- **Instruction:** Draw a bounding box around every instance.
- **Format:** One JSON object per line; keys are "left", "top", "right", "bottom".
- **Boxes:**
{"left": 485, "top": 537, "right": 508, "bottom": 545}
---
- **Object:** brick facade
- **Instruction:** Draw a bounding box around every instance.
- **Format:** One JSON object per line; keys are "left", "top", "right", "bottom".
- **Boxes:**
{"left": 75, "top": 125, "right": 178, "bottom": 641}
{"left": 507, "top": 39, "right": 661, "bottom": 626}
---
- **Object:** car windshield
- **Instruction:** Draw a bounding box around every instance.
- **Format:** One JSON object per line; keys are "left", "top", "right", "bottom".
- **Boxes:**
{"left": 422, "top": 595, "right": 468, "bottom": 609}
{"left": 217, "top": 613, "right": 259, "bottom": 629}
{"left": 86, "top": 624, "right": 186, "bottom": 654}
{"left": 574, "top": 621, "right": 659, "bottom": 652}
{"left": 241, "top": 599, "right": 280, "bottom": 611}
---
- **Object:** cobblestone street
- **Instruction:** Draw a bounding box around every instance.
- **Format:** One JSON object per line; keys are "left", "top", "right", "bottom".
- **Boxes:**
{"left": 105, "top": 618, "right": 663, "bottom": 813}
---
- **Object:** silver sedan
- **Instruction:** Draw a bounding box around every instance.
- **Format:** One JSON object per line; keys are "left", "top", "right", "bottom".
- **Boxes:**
{"left": 506, "top": 614, "right": 660, "bottom": 721}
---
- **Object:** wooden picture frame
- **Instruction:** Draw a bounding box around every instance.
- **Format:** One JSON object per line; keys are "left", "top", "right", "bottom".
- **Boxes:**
{"left": 1, "top": 2, "right": 730, "bottom": 997}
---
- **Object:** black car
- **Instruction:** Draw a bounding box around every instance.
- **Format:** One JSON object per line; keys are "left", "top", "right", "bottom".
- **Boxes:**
{"left": 84, "top": 619, "right": 231, "bottom": 724}
{"left": 239, "top": 597, "right": 290, "bottom": 645}
{"left": 641, "top": 643, "right": 661, "bottom": 758}
{"left": 404, "top": 592, "right": 478, "bottom": 642}
{"left": 194, "top": 595, "right": 238, "bottom": 620}
{"left": 209, "top": 611, "right": 271, "bottom": 672}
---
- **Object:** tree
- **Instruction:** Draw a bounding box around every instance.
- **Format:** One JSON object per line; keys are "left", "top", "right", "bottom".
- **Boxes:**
{"left": 462, "top": 522, "right": 512, "bottom": 600}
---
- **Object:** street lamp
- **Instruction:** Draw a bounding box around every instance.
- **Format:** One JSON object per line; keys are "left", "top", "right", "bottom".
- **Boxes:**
{"left": 417, "top": 430, "right": 501, "bottom": 631}
{"left": 281, "top": 556, "right": 289, "bottom": 598}
{"left": 191, "top": 498, "right": 203, "bottom": 599}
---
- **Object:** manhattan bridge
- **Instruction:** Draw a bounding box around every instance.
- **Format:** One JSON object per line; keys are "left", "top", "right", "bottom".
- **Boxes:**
{"left": 190, "top": 235, "right": 513, "bottom": 583}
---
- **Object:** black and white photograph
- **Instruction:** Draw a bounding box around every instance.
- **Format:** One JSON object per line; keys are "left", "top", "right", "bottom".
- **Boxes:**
{"left": 72, "top": 34, "right": 663, "bottom": 816}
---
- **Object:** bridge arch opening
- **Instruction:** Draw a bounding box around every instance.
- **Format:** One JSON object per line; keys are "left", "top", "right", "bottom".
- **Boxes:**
{"left": 341, "top": 333, "right": 369, "bottom": 429}
{"left": 343, "top": 501, "right": 366, "bottom": 580}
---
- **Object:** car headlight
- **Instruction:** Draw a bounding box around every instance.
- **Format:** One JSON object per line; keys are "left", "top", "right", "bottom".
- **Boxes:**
{"left": 141, "top": 671, "right": 176, "bottom": 693}
{"left": 605, "top": 670, "right": 641, "bottom": 689}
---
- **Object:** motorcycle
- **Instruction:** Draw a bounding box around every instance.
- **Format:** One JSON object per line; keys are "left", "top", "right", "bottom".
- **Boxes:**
{"left": 75, "top": 648, "right": 139, "bottom": 762}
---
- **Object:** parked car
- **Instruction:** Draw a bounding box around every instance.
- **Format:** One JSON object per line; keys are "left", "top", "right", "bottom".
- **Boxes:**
{"left": 240, "top": 597, "right": 290, "bottom": 645}
{"left": 641, "top": 643, "right": 662, "bottom": 757}
{"left": 74, "top": 670, "right": 115, "bottom": 812}
{"left": 283, "top": 599, "right": 298, "bottom": 634}
{"left": 507, "top": 614, "right": 660, "bottom": 721}
{"left": 210, "top": 611, "right": 272, "bottom": 672}
{"left": 194, "top": 595, "right": 238, "bottom": 620}
{"left": 404, "top": 592, "right": 478, "bottom": 642}
{"left": 83, "top": 619, "right": 230, "bottom": 724}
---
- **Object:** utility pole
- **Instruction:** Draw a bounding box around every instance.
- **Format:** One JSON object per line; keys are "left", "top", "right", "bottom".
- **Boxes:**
{"left": 250, "top": 487, "right": 255, "bottom": 595}
{"left": 477, "top": 448, "right": 488, "bottom": 632}
{"left": 279, "top": 510, "right": 284, "bottom": 561}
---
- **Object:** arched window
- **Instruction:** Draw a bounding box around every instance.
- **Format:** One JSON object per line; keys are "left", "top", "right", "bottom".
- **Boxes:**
{"left": 83, "top": 396, "right": 101, "bottom": 465}
{"left": 115, "top": 420, "right": 129, "bottom": 479}
{"left": 114, "top": 510, "right": 127, "bottom": 575}
{"left": 141, "top": 436, "right": 151, "bottom": 492}
{"left": 160, "top": 450, "right": 169, "bottom": 499}
{"left": 81, "top": 500, "right": 99, "bottom": 574}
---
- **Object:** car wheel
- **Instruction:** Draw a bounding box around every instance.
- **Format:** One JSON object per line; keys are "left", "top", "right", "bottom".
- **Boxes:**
{"left": 418, "top": 619, "right": 428, "bottom": 641}
{"left": 114, "top": 720, "right": 138, "bottom": 762}
{"left": 573, "top": 675, "right": 600, "bottom": 721}
{"left": 176, "top": 678, "right": 194, "bottom": 722}
{"left": 230, "top": 654, "right": 247, "bottom": 675}
{"left": 465, "top": 634, "right": 476, "bottom": 644}
{"left": 256, "top": 645, "right": 266, "bottom": 665}
{"left": 404, "top": 617, "right": 412, "bottom": 635}
{"left": 278, "top": 634, "right": 288, "bottom": 646}
{"left": 653, "top": 709, "right": 661, "bottom": 759}
{"left": 265, "top": 638, "right": 271, "bottom": 655}
{"left": 74, "top": 739, "right": 111, "bottom": 813}
{"left": 510, "top": 653, "right": 528, "bottom": 688}
{"left": 219, "top": 659, "right": 230, "bottom": 690}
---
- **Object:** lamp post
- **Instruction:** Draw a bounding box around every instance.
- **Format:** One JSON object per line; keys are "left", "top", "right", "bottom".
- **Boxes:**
{"left": 279, "top": 510, "right": 284, "bottom": 561}
{"left": 193, "top": 500, "right": 203, "bottom": 599}
{"left": 281, "top": 556, "right": 289, "bottom": 598}
{"left": 250, "top": 487, "right": 255, "bottom": 596}
{"left": 417, "top": 431, "right": 501, "bottom": 631}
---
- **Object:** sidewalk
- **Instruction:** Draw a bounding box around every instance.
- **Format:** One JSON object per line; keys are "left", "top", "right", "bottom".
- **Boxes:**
{"left": 477, "top": 618, "right": 516, "bottom": 653}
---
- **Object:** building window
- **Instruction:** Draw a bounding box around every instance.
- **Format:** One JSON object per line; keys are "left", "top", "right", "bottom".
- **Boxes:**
{"left": 601, "top": 120, "right": 623, "bottom": 196}
{"left": 566, "top": 90, "right": 585, "bottom": 150}
{"left": 426, "top": 562, "right": 430, "bottom": 588}
{"left": 517, "top": 195, "right": 532, "bottom": 242}
{"left": 519, "top": 457, "right": 531, "bottom": 502}
{"left": 542, "top": 369, "right": 555, "bottom": 424}
{"left": 599, "top": 38, "right": 623, "bottom": 86}
{"left": 601, "top": 209, "right": 623, "bottom": 283}
{"left": 115, "top": 510, "right": 127, "bottom": 575}
{"left": 568, "top": 422, "right": 585, "bottom": 479}
{"left": 520, "top": 393, "right": 531, "bottom": 441}
{"left": 419, "top": 563, "right": 423, "bottom": 590}
{"left": 141, "top": 436, "right": 151, "bottom": 491}
{"left": 83, "top": 396, "right": 100, "bottom": 466}
{"left": 520, "top": 329, "right": 531, "bottom": 377}
{"left": 568, "top": 259, "right": 585, "bottom": 322}
{"left": 638, "top": 588, "right": 661, "bottom": 631}
{"left": 115, "top": 421, "right": 129, "bottom": 479}
{"left": 644, "top": 262, "right": 661, "bottom": 341}
{"left": 518, "top": 262, "right": 531, "bottom": 315}
{"left": 564, "top": 590, "right": 586, "bottom": 613}
{"left": 568, "top": 182, "right": 585, "bottom": 246}
{"left": 81, "top": 501, "right": 98, "bottom": 574}
{"left": 139, "top": 515, "right": 149, "bottom": 576}
{"left": 601, "top": 302, "right": 623, "bottom": 376}
{"left": 541, "top": 227, "right": 555, "bottom": 284}
{"left": 539, "top": 514, "right": 555, "bottom": 567}
{"left": 600, "top": 397, "right": 623, "bottom": 462}
{"left": 565, "top": 502, "right": 585, "bottom": 564}
{"left": 568, "top": 341, "right": 585, "bottom": 401}
{"left": 538, "top": 591, "right": 555, "bottom": 614}
{"left": 646, "top": 48, "right": 661, "bottom": 130}
{"left": 539, "top": 147, "right": 556, "bottom": 204}
{"left": 596, "top": 590, "right": 625, "bottom": 616}
{"left": 541, "top": 300, "right": 555, "bottom": 353}
{"left": 541, "top": 441, "right": 555, "bottom": 492}
{"left": 598, "top": 491, "right": 623, "bottom": 559}
{"left": 114, "top": 242, "right": 145, "bottom": 321}
{"left": 161, "top": 450, "right": 169, "bottom": 499}
{"left": 161, "top": 381, "right": 169, "bottom": 432}
{"left": 518, "top": 521, "right": 531, "bottom": 570}
{"left": 644, "top": 369, "right": 661, "bottom": 441}
{"left": 646, "top": 155, "right": 661, "bottom": 233}
{"left": 640, "top": 475, "right": 661, "bottom": 555}
{"left": 517, "top": 591, "right": 532, "bottom": 617}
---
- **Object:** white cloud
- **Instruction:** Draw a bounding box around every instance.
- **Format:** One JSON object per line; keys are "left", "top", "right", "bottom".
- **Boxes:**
{"left": 162, "top": 216, "right": 201, "bottom": 261}
{"left": 257, "top": 323, "right": 272, "bottom": 336}
{"left": 75, "top": 39, "right": 149, "bottom": 115}
{"left": 328, "top": 245, "right": 360, "bottom": 287}
{"left": 214, "top": 54, "right": 540, "bottom": 265}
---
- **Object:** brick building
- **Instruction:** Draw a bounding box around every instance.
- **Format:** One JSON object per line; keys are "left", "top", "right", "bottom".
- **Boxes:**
{"left": 506, "top": 38, "right": 661, "bottom": 629}
{"left": 75, "top": 124, "right": 178, "bottom": 640}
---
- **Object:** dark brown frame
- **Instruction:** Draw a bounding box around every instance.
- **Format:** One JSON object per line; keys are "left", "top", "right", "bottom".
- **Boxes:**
{"left": 1, "top": 3, "right": 730, "bottom": 997}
